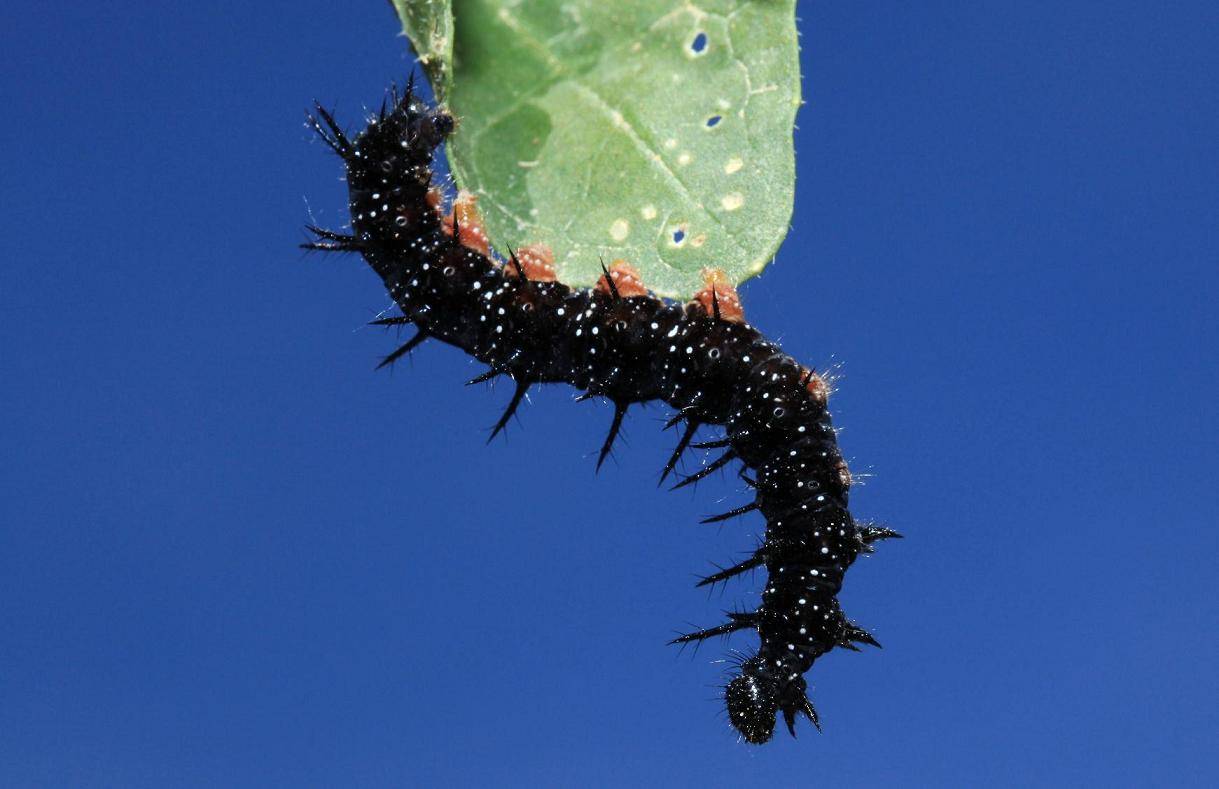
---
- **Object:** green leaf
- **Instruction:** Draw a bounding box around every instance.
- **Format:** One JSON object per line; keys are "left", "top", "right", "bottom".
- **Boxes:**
{"left": 389, "top": 0, "right": 454, "bottom": 100}
{"left": 392, "top": 0, "right": 799, "bottom": 298}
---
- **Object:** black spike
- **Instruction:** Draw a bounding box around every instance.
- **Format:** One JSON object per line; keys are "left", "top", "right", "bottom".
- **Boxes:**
{"left": 376, "top": 330, "right": 428, "bottom": 370}
{"left": 783, "top": 709, "right": 798, "bottom": 738}
{"left": 700, "top": 501, "right": 760, "bottom": 525}
{"left": 695, "top": 553, "right": 765, "bottom": 587}
{"left": 309, "top": 103, "right": 352, "bottom": 157}
{"left": 659, "top": 419, "right": 700, "bottom": 486}
{"left": 710, "top": 285, "right": 721, "bottom": 321}
{"left": 507, "top": 248, "right": 527, "bottom": 280}
{"left": 488, "top": 378, "right": 529, "bottom": 442}
{"left": 574, "top": 392, "right": 596, "bottom": 403}
{"left": 301, "top": 241, "right": 355, "bottom": 253}
{"left": 599, "top": 258, "right": 620, "bottom": 300}
{"left": 663, "top": 407, "right": 696, "bottom": 431}
{"left": 450, "top": 212, "right": 461, "bottom": 248}
{"left": 369, "top": 316, "right": 412, "bottom": 326}
{"left": 596, "top": 401, "right": 629, "bottom": 471}
{"left": 845, "top": 624, "right": 882, "bottom": 649}
{"left": 404, "top": 72, "right": 416, "bottom": 108}
{"left": 671, "top": 450, "right": 737, "bottom": 491}
{"left": 784, "top": 696, "right": 821, "bottom": 738}
{"left": 307, "top": 115, "right": 342, "bottom": 157}
{"left": 465, "top": 368, "right": 502, "bottom": 386}
{"left": 802, "top": 698, "right": 822, "bottom": 733}
{"left": 305, "top": 225, "right": 356, "bottom": 243}
{"left": 669, "top": 614, "right": 756, "bottom": 645}
{"left": 860, "top": 524, "right": 903, "bottom": 545}
{"left": 691, "top": 437, "right": 732, "bottom": 450}
{"left": 302, "top": 225, "right": 360, "bottom": 253}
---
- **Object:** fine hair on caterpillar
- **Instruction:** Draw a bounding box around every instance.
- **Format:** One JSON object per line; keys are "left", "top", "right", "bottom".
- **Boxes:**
{"left": 305, "top": 78, "right": 899, "bottom": 744}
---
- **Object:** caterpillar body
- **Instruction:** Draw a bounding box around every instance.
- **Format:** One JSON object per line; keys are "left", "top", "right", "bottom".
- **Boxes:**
{"left": 306, "top": 82, "right": 898, "bottom": 744}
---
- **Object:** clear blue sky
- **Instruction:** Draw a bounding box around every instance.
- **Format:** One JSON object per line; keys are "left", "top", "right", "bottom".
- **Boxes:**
{"left": 2, "top": 2, "right": 1216, "bottom": 786}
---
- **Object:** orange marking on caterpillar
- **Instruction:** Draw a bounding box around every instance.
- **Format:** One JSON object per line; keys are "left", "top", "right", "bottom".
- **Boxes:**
{"left": 506, "top": 243, "right": 557, "bottom": 282}
{"left": 691, "top": 269, "right": 744, "bottom": 323}
{"left": 441, "top": 190, "right": 490, "bottom": 255}
{"left": 595, "top": 260, "right": 649, "bottom": 298}
{"left": 801, "top": 367, "right": 831, "bottom": 405}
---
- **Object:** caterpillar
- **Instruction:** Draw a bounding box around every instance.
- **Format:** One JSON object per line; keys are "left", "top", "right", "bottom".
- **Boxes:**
{"left": 305, "top": 80, "right": 898, "bottom": 744}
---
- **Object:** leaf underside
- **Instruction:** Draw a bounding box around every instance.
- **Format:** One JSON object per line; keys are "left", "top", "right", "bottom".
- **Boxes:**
{"left": 392, "top": 0, "right": 799, "bottom": 298}
{"left": 390, "top": 0, "right": 454, "bottom": 99}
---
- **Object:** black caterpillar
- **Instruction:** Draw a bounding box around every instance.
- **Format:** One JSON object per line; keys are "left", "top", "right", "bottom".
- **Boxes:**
{"left": 305, "top": 81, "right": 898, "bottom": 744}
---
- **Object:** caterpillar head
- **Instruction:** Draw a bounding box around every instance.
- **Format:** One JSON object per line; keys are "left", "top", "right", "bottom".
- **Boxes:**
{"left": 347, "top": 80, "right": 456, "bottom": 186}
{"left": 357, "top": 107, "right": 452, "bottom": 163}
{"left": 412, "top": 106, "right": 455, "bottom": 152}
{"left": 336, "top": 81, "right": 457, "bottom": 242}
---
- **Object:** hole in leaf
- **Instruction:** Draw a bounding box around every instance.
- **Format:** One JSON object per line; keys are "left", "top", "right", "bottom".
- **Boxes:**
{"left": 706, "top": 115, "right": 722, "bottom": 128}
{"left": 672, "top": 228, "right": 686, "bottom": 244}
{"left": 690, "top": 32, "right": 708, "bottom": 54}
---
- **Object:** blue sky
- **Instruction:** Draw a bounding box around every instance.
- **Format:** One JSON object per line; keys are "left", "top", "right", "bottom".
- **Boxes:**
{"left": 2, "top": 2, "right": 1216, "bottom": 786}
